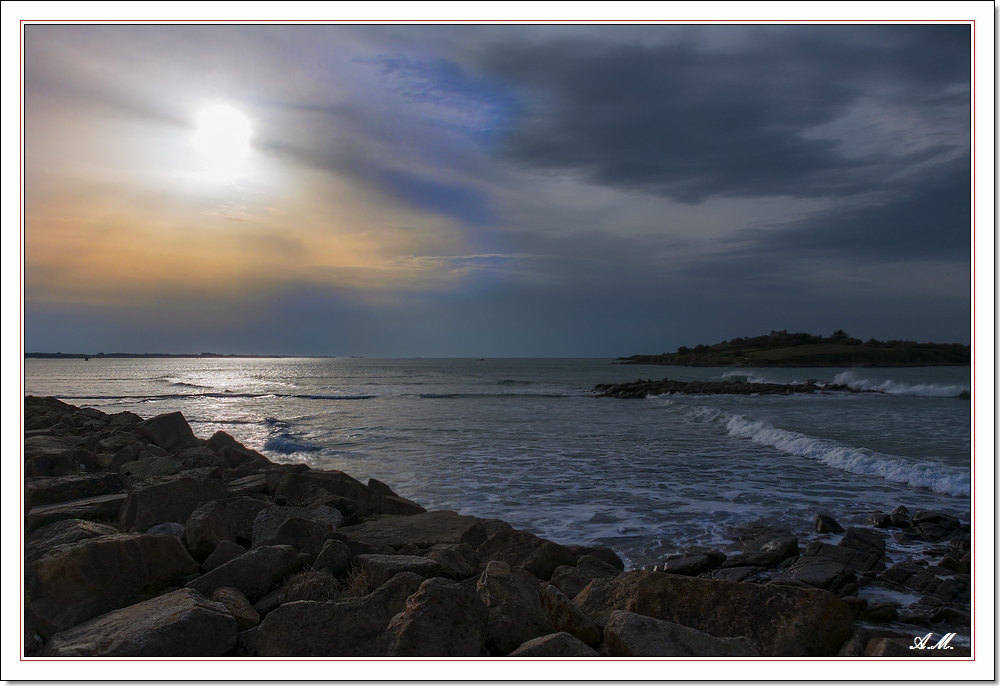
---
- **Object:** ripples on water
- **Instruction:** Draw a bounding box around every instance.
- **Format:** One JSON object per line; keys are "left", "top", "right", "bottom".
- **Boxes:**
{"left": 25, "top": 358, "right": 971, "bottom": 568}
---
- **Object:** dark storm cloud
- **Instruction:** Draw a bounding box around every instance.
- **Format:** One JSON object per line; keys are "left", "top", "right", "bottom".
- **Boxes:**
{"left": 481, "top": 25, "right": 970, "bottom": 202}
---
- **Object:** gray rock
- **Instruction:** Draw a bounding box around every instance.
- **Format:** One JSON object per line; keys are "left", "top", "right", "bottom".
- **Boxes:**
{"left": 378, "top": 577, "right": 489, "bottom": 656}
{"left": 257, "top": 572, "right": 424, "bottom": 656}
{"left": 212, "top": 587, "right": 260, "bottom": 631}
{"left": 802, "top": 541, "right": 883, "bottom": 573}
{"left": 839, "top": 528, "right": 886, "bottom": 559}
{"left": 118, "top": 475, "right": 228, "bottom": 532}
{"left": 604, "top": 610, "right": 759, "bottom": 657}
{"left": 787, "top": 558, "right": 850, "bottom": 590}
{"left": 476, "top": 527, "right": 577, "bottom": 581}
{"left": 476, "top": 560, "right": 553, "bottom": 655}
{"left": 356, "top": 554, "right": 442, "bottom": 589}
{"left": 815, "top": 513, "right": 845, "bottom": 533}
{"left": 540, "top": 583, "right": 601, "bottom": 646}
{"left": 136, "top": 411, "right": 200, "bottom": 453}
{"left": 42, "top": 588, "right": 236, "bottom": 656}
{"left": 654, "top": 550, "right": 726, "bottom": 576}
{"left": 225, "top": 474, "right": 269, "bottom": 498}
{"left": 186, "top": 544, "right": 301, "bottom": 602}
{"left": 185, "top": 500, "right": 237, "bottom": 561}
{"left": 424, "top": 542, "right": 480, "bottom": 580}
{"left": 146, "top": 522, "right": 185, "bottom": 537}
{"left": 509, "top": 632, "right": 599, "bottom": 657}
{"left": 29, "top": 533, "right": 199, "bottom": 638}
{"left": 338, "top": 510, "right": 488, "bottom": 550}
{"left": 550, "top": 554, "right": 622, "bottom": 599}
{"left": 724, "top": 533, "right": 799, "bottom": 568}
{"left": 251, "top": 506, "right": 313, "bottom": 546}
{"left": 202, "top": 540, "right": 247, "bottom": 572}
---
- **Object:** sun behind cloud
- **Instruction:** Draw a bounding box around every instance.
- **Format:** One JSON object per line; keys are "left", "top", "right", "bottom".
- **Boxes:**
{"left": 191, "top": 103, "right": 253, "bottom": 178}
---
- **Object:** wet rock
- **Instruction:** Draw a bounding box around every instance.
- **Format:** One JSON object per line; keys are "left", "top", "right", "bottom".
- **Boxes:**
{"left": 865, "top": 512, "right": 892, "bottom": 528}
{"left": 724, "top": 530, "right": 799, "bottom": 568}
{"left": 29, "top": 533, "right": 199, "bottom": 638}
{"left": 540, "top": 583, "right": 601, "bottom": 646}
{"left": 509, "top": 632, "right": 599, "bottom": 657}
{"left": 186, "top": 544, "right": 301, "bottom": 602}
{"left": 802, "top": 541, "right": 883, "bottom": 574}
{"left": 25, "top": 493, "right": 128, "bottom": 534}
{"left": 211, "top": 587, "right": 260, "bottom": 631}
{"left": 815, "top": 513, "right": 845, "bottom": 533}
{"left": 118, "top": 475, "right": 228, "bottom": 532}
{"left": 339, "top": 510, "right": 488, "bottom": 550}
{"left": 378, "top": 577, "right": 489, "bottom": 656}
{"left": 785, "top": 558, "right": 853, "bottom": 591}
{"left": 654, "top": 550, "right": 726, "bottom": 576}
{"left": 25, "top": 473, "right": 127, "bottom": 510}
{"left": 203, "top": 540, "right": 247, "bottom": 572}
{"left": 356, "top": 554, "right": 442, "bottom": 589}
{"left": 476, "top": 527, "right": 577, "bottom": 581}
{"left": 565, "top": 544, "right": 625, "bottom": 571}
{"left": 477, "top": 561, "right": 553, "bottom": 655}
{"left": 839, "top": 528, "right": 886, "bottom": 559}
{"left": 863, "top": 602, "right": 900, "bottom": 622}
{"left": 42, "top": 588, "right": 236, "bottom": 657}
{"left": 911, "top": 511, "right": 962, "bottom": 542}
{"left": 257, "top": 572, "right": 424, "bottom": 656}
{"left": 603, "top": 610, "right": 758, "bottom": 657}
{"left": 136, "top": 411, "right": 200, "bottom": 453}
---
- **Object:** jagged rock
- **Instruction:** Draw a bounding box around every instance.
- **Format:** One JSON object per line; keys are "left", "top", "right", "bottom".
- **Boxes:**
{"left": 476, "top": 527, "right": 577, "bottom": 581}
{"left": 121, "top": 456, "right": 184, "bottom": 477}
{"left": 654, "top": 550, "right": 726, "bottom": 576}
{"left": 724, "top": 531, "right": 799, "bottom": 568}
{"left": 356, "top": 554, "right": 442, "bottom": 589}
{"left": 785, "top": 558, "right": 852, "bottom": 591}
{"left": 211, "top": 587, "right": 260, "bottom": 631}
{"left": 865, "top": 512, "right": 893, "bottom": 527}
{"left": 42, "top": 588, "right": 236, "bottom": 656}
{"left": 24, "top": 519, "right": 120, "bottom": 567}
{"left": 25, "top": 473, "right": 127, "bottom": 510}
{"left": 571, "top": 571, "right": 647, "bottom": 627}
{"left": 377, "top": 577, "right": 489, "bottom": 656}
{"left": 313, "top": 538, "right": 353, "bottom": 577}
{"left": 815, "top": 513, "right": 845, "bottom": 533}
{"left": 379, "top": 495, "right": 427, "bottom": 516}
{"left": 251, "top": 506, "right": 315, "bottom": 546}
{"left": 136, "top": 411, "right": 200, "bottom": 453}
{"left": 25, "top": 493, "right": 128, "bottom": 533}
{"left": 225, "top": 474, "right": 269, "bottom": 497}
{"left": 603, "top": 610, "right": 758, "bottom": 657}
{"left": 257, "top": 572, "right": 424, "bottom": 656}
{"left": 550, "top": 554, "right": 622, "bottom": 599}
{"left": 118, "top": 475, "right": 228, "bottom": 532}
{"left": 540, "top": 583, "right": 601, "bottom": 646}
{"left": 802, "top": 541, "right": 883, "bottom": 573}
{"left": 185, "top": 501, "right": 237, "bottom": 560}
{"left": 509, "top": 632, "right": 599, "bottom": 657}
{"left": 565, "top": 544, "right": 626, "bottom": 571}
{"left": 911, "top": 511, "right": 962, "bottom": 542}
{"left": 476, "top": 560, "right": 553, "bottom": 655}
{"left": 29, "top": 533, "right": 199, "bottom": 638}
{"left": 203, "top": 540, "right": 247, "bottom": 572}
{"left": 186, "top": 545, "right": 301, "bottom": 602}
{"left": 339, "top": 510, "right": 488, "bottom": 550}
{"left": 256, "top": 515, "right": 332, "bottom": 559}
{"left": 273, "top": 470, "right": 379, "bottom": 514}
{"left": 424, "top": 542, "right": 480, "bottom": 580}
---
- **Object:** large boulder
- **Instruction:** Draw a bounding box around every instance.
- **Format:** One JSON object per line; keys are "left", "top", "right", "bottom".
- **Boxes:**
{"left": 186, "top": 545, "right": 301, "bottom": 602}
{"left": 29, "top": 533, "right": 199, "bottom": 638}
{"left": 377, "top": 577, "right": 489, "bottom": 657}
{"left": 476, "top": 561, "right": 553, "bottom": 655}
{"left": 136, "top": 411, "right": 200, "bottom": 453}
{"left": 251, "top": 506, "right": 332, "bottom": 557}
{"left": 42, "top": 588, "right": 236, "bottom": 656}
{"left": 118, "top": 475, "right": 229, "bottom": 532}
{"left": 355, "top": 554, "right": 442, "bottom": 589}
{"left": 24, "top": 473, "right": 127, "bottom": 510}
{"left": 424, "top": 543, "right": 480, "bottom": 581}
{"left": 273, "top": 470, "right": 380, "bottom": 514}
{"left": 256, "top": 572, "right": 425, "bottom": 656}
{"left": 572, "top": 571, "right": 647, "bottom": 628}
{"left": 540, "top": 583, "right": 601, "bottom": 646}
{"left": 24, "top": 519, "right": 120, "bottom": 567}
{"left": 338, "top": 510, "right": 488, "bottom": 551}
{"left": 185, "top": 501, "right": 238, "bottom": 561}
{"left": 120, "top": 456, "right": 185, "bottom": 478}
{"left": 476, "top": 527, "right": 577, "bottom": 581}
{"left": 603, "top": 610, "right": 758, "bottom": 657}
{"left": 313, "top": 539, "right": 353, "bottom": 578}
{"left": 211, "top": 587, "right": 260, "bottom": 631}
{"left": 25, "top": 493, "right": 128, "bottom": 534}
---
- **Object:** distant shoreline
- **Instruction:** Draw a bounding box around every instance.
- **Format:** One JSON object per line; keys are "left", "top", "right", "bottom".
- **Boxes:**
{"left": 24, "top": 353, "right": 334, "bottom": 360}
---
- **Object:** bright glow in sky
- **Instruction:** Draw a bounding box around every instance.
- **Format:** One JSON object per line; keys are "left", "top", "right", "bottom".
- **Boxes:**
{"left": 19, "top": 22, "right": 977, "bottom": 356}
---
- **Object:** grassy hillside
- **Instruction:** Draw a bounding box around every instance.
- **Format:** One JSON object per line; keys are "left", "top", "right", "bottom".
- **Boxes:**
{"left": 620, "top": 330, "right": 970, "bottom": 367}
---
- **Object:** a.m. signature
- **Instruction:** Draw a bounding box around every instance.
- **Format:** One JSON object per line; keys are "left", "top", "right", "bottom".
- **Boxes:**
{"left": 910, "top": 632, "right": 958, "bottom": 650}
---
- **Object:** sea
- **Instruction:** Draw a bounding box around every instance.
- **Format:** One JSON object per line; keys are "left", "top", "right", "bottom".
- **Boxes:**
{"left": 24, "top": 358, "right": 972, "bottom": 572}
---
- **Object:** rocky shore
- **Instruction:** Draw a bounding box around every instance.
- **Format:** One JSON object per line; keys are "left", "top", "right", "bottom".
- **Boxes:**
{"left": 594, "top": 377, "right": 858, "bottom": 398}
{"left": 23, "top": 396, "right": 971, "bottom": 657}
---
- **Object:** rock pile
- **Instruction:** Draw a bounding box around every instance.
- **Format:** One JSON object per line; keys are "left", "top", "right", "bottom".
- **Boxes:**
{"left": 594, "top": 378, "right": 857, "bottom": 399}
{"left": 22, "top": 396, "right": 970, "bottom": 657}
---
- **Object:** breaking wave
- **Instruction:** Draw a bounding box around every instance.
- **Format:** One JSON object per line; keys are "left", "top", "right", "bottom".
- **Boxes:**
{"left": 832, "top": 372, "right": 969, "bottom": 398}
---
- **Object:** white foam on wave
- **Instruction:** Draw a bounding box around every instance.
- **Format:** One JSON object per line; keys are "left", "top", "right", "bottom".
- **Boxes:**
{"left": 720, "top": 370, "right": 797, "bottom": 385}
{"left": 832, "top": 371, "right": 969, "bottom": 398}
{"left": 721, "top": 413, "right": 970, "bottom": 497}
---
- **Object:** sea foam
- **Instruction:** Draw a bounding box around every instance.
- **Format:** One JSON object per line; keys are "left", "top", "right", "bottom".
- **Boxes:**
{"left": 832, "top": 371, "right": 969, "bottom": 398}
{"left": 721, "top": 412, "right": 970, "bottom": 497}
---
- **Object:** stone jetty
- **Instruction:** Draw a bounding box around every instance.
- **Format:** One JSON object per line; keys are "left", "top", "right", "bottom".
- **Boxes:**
{"left": 23, "top": 396, "right": 971, "bottom": 657}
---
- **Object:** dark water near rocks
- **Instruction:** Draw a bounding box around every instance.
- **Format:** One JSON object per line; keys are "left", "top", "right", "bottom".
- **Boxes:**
{"left": 25, "top": 358, "right": 971, "bottom": 571}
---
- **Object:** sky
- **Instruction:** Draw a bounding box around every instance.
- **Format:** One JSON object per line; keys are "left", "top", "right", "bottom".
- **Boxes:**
{"left": 21, "top": 22, "right": 975, "bottom": 357}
